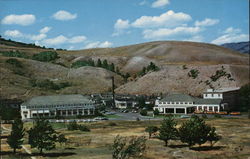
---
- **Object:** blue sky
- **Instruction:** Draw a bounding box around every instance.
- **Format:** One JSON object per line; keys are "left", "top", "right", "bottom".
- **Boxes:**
{"left": 0, "top": 0, "right": 249, "bottom": 50}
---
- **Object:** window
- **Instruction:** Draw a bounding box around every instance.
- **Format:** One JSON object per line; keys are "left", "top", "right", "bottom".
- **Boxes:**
{"left": 209, "top": 107, "right": 213, "bottom": 111}
{"left": 214, "top": 107, "right": 218, "bottom": 112}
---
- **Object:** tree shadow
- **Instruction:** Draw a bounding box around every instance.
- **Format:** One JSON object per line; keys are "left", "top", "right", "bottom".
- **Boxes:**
{"left": 0, "top": 151, "right": 76, "bottom": 158}
{"left": 190, "top": 146, "right": 226, "bottom": 151}
{"left": 169, "top": 144, "right": 189, "bottom": 148}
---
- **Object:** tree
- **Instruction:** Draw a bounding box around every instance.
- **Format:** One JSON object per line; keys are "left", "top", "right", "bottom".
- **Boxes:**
{"left": 238, "top": 83, "right": 250, "bottom": 112}
{"left": 145, "top": 126, "right": 158, "bottom": 138}
{"left": 28, "top": 119, "right": 58, "bottom": 154}
{"left": 57, "top": 134, "right": 67, "bottom": 146}
{"left": 138, "top": 96, "right": 145, "bottom": 109}
{"left": 140, "top": 109, "right": 147, "bottom": 116}
{"left": 103, "top": 59, "right": 108, "bottom": 69}
{"left": 112, "top": 135, "right": 147, "bottom": 159}
{"left": 97, "top": 59, "right": 102, "bottom": 67}
{"left": 109, "top": 63, "right": 115, "bottom": 72}
{"left": 7, "top": 119, "right": 25, "bottom": 153}
{"left": 178, "top": 115, "right": 211, "bottom": 148}
{"left": 153, "top": 109, "right": 160, "bottom": 116}
{"left": 207, "top": 127, "right": 221, "bottom": 147}
{"left": 158, "top": 116, "right": 178, "bottom": 146}
{"left": 67, "top": 120, "right": 78, "bottom": 131}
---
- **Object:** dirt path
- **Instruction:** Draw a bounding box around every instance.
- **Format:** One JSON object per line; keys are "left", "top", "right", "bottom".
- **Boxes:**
{"left": 1, "top": 125, "right": 37, "bottom": 159}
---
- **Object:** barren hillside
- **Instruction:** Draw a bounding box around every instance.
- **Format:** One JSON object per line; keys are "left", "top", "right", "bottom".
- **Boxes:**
{"left": 0, "top": 40, "right": 249, "bottom": 99}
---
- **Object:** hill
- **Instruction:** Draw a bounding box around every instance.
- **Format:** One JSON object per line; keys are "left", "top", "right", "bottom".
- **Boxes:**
{"left": 0, "top": 39, "right": 249, "bottom": 99}
{"left": 221, "top": 41, "right": 249, "bottom": 54}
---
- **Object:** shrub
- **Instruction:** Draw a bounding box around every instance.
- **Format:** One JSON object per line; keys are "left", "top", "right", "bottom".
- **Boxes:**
{"left": 32, "top": 51, "right": 58, "bottom": 62}
{"left": 140, "top": 109, "right": 147, "bottom": 116}
{"left": 6, "top": 58, "right": 23, "bottom": 68}
{"left": 78, "top": 125, "right": 90, "bottom": 132}
{"left": 153, "top": 109, "right": 160, "bottom": 116}
{"left": 112, "top": 135, "right": 147, "bottom": 159}
{"left": 202, "top": 114, "right": 208, "bottom": 119}
{"left": 145, "top": 126, "right": 158, "bottom": 138}
{"left": 1, "top": 51, "right": 28, "bottom": 58}
{"left": 108, "top": 122, "right": 117, "bottom": 126}
{"left": 188, "top": 69, "right": 200, "bottom": 79}
{"left": 214, "top": 114, "right": 222, "bottom": 118}
{"left": 67, "top": 121, "right": 78, "bottom": 131}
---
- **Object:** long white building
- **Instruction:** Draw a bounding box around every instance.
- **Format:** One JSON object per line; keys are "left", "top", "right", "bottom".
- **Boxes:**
{"left": 153, "top": 88, "right": 235, "bottom": 114}
{"left": 21, "top": 94, "right": 96, "bottom": 120}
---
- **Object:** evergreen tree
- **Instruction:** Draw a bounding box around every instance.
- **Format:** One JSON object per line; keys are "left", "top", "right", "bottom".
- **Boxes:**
{"left": 179, "top": 115, "right": 211, "bottom": 148}
{"left": 207, "top": 127, "right": 221, "bottom": 147}
{"left": 158, "top": 116, "right": 178, "bottom": 146}
{"left": 28, "top": 119, "right": 57, "bottom": 154}
{"left": 97, "top": 59, "right": 102, "bottom": 67}
{"left": 116, "top": 67, "right": 120, "bottom": 75}
{"left": 7, "top": 119, "right": 25, "bottom": 153}
{"left": 109, "top": 63, "right": 115, "bottom": 72}
{"left": 103, "top": 59, "right": 108, "bottom": 69}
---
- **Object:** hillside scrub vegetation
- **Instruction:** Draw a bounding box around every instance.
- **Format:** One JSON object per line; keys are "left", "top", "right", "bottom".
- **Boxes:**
{"left": 1, "top": 50, "right": 29, "bottom": 58}
{"left": 30, "top": 79, "right": 71, "bottom": 90}
{"left": 138, "top": 62, "right": 160, "bottom": 77}
{"left": 6, "top": 58, "right": 23, "bottom": 68}
{"left": 32, "top": 51, "right": 59, "bottom": 62}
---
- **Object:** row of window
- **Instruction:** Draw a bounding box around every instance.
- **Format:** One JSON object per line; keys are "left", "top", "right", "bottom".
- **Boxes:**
{"left": 159, "top": 101, "right": 192, "bottom": 105}
{"left": 24, "top": 103, "right": 93, "bottom": 109}
{"left": 204, "top": 93, "right": 222, "bottom": 97}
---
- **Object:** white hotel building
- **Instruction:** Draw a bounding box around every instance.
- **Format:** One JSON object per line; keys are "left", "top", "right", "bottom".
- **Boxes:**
{"left": 154, "top": 88, "right": 239, "bottom": 114}
{"left": 21, "top": 94, "right": 96, "bottom": 120}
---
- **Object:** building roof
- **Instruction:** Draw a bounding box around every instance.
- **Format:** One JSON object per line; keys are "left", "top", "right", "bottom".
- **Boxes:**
{"left": 160, "top": 94, "right": 194, "bottom": 102}
{"left": 22, "top": 94, "right": 93, "bottom": 106}
{"left": 193, "top": 98, "right": 222, "bottom": 105}
{"left": 204, "top": 87, "right": 240, "bottom": 93}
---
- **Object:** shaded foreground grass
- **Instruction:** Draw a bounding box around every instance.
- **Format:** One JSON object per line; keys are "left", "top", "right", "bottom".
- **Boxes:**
{"left": 2, "top": 118, "right": 250, "bottom": 159}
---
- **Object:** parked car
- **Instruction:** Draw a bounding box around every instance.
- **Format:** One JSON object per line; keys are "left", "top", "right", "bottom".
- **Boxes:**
{"left": 180, "top": 115, "right": 190, "bottom": 118}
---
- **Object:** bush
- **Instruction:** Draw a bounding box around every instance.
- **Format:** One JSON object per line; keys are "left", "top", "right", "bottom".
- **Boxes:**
{"left": 32, "top": 51, "right": 58, "bottom": 62}
{"left": 145, "top": 126, "right": 158, "bottom": 138}
{"left": 112, "top": 135, "right": 147, "bottom": 159}
{"left": 67, "top": 121, "right": 78, "bottom": 131}
{"left": 202, "top": 114, "right": 208, "bottom": 119}
{"left": 6, "top": 58, "right": 23, "bottom": 68}
{"left": 153, "top": 109, "right": 160, "bottom": 116}
{"left": 140, "top": 109, "right": 147, "bottom": 116}
{"left": 1, "top": 51, "right": 28, "bottom": 58}
{"left": 30, "top": 79, "right": 71, "bottom": 90}
{"left": 78, "top": 125, "right": 90, "bottom": 132}
{"left": 188, "top": 69, "right": 200, "bottom": 79}
{"left": 214, "top": 114, "right": 222, "bottom": 118}
{"left": 108, "top": 122, "right": 117, "bottom": 126}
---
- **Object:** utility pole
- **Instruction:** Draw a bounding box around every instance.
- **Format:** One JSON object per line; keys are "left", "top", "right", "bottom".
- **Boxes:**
{"left": 111, "top": 76, "right": 115, "bottom": 109}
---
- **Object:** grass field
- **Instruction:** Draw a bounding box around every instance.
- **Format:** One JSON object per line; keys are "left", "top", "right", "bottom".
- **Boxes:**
{"left": 1, "top": 118, "right": 250, "bottom": 159}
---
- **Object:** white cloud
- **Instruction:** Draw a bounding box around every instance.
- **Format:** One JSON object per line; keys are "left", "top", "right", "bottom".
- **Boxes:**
{"left": 114, "top": 19, "right": 130, "bottom": 30}
{"left": 195, "top": 18, "right": 219, "bottom": 27}
{"left": 29, "top": 33, "right": 47, "bottom": 41}
{"left": 152, "top": 0, "right": 170, "bottom": 8}
{"left": 143, "top": 26, "right": 201, "bottom": 39}
{"left": 139, "top": 0, "right": 147, "bottom": 6}
{"left": 84, "top": 41, "right": 113, "bottom": 49}
{"left": 184, "top": 35, "right": 204, "bottom": 42}
{"left": 99, "top": 41, "right": 113, "bottom": 48}
{"left": 40, "top": 26, "right": 51, "bottom": 34}
{"left": 1, "top": 14, "right": 35, "bottom": 26}
{"left": 43, "top": 35, "right": 68, "bottom": 45}
{"left": 68, "top": 36, "right": 87, "bottom": 43}
{"left": 223, "top": 27, "right": 241, "bottom": 34}
{"left": 211, "top": 27, "right": 249, "bottom": 44}
{"left": 42, "top": 35, "right": 87, "bottom": 46}
{"left": 4, "top": 30, "right": 23, "bottom": 38}
{"left": 112, "top": 19, "right": 130, "bottom": 36}
{"left": 131, "top": 10, "right": 192, "bottom": 28}
{"left": 52, "top": 10, "right": 77, "bottom": 21}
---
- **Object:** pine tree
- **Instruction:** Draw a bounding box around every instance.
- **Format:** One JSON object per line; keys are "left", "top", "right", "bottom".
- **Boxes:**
{"left": 103, "top": 59, "right": 108, "bottom": 69}
{"left": 7, "top": 118, "right": 25, "bottom": 153}
{"left": 158, "top": 116, "right": 178, "bottom": 146}
{"left": 28, "top": 119, "right": 57, "bottom": 154}
{"left": 97, "top": 59, "right": 102, "bottom": 67}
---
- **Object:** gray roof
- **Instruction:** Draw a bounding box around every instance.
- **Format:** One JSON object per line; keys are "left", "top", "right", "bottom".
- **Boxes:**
{"left": 22, "top": 94, "right": 93, "bottom": 106}
{"left": 193, "top": 98, "right": 222, "bottom": 105}
{"left": 160, "top": 94, "right": 221, "bottom": 105}
{"left": 160, "top": 94, "right": 194, "bottom": 102}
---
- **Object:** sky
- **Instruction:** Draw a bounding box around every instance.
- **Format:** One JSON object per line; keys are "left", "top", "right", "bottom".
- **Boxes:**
{"left": 0, "top": 0, "right": 249, "bottom": 50}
